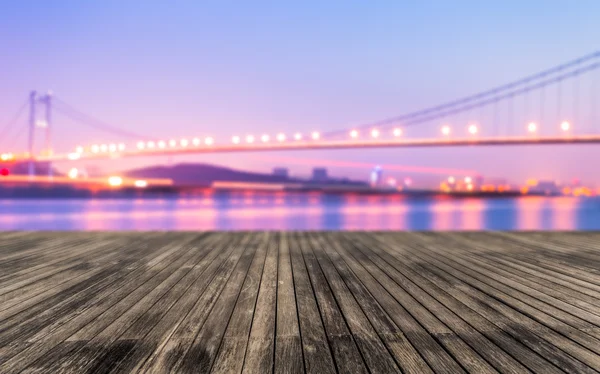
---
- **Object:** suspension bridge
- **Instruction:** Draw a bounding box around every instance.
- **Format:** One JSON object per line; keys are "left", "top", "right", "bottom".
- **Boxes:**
{"left": 1, "top": 50, "right": 599, "bottom": 178}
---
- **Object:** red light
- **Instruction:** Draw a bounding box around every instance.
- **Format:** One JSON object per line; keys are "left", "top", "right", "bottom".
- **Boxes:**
{"left": 0, "top": 168, "right": 9, "bottom": 176}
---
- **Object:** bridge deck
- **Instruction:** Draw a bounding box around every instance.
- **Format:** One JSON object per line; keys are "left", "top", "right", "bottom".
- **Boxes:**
{"left": 1, "top": 232, "right": 600, "bottom": 373}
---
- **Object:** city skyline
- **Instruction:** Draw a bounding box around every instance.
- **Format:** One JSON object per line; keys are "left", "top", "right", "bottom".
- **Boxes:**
{"left": 1, "top": 1, "right": 600, "bottom": 183}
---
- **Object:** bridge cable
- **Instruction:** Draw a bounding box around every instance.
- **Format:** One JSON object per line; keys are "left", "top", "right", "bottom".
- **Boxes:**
{"left": 52, "top": 98, "right": 157, "bottom": 140}
{"left": 323, "top": 50, "right": 600, "bottom": 137}
{"left": 396, "top": 62, "right": 600, "bottom": 128}
{"left": 0, "top": 100, "right": 28, "bottom": 148}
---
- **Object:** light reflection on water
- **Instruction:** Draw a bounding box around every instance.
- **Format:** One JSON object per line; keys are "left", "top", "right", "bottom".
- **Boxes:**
{"left": 0, "top": 193, "right": 598, "bottom": 231}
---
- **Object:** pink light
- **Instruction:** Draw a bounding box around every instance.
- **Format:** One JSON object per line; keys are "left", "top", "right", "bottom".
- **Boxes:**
{"left": 350, "top": 130, "right": 359, "bottom": 138}
{"left": 294, "top": 133, "right": 302, "bottom": 140}
{"left": 371, "top": 129, "right": 380, "bottom": 138}
{"left": 158, "top": 140, "right": 166, "bottom": 148}
{"left": 232, "top": 136, "right": 241, "bottom": 144}
{"left": 277, "top": 133, "right": 286, "bottom": 142}
{"left": 393, "top": 128, "right": 402, "bottom": 137}
{"left": 311, "top": 131, "right": 320, "bottom": 140}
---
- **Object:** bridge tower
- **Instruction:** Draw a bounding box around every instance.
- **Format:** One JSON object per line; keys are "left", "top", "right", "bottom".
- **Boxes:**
{"left": 27, "top": 90, "right": 53, "bottom": 178}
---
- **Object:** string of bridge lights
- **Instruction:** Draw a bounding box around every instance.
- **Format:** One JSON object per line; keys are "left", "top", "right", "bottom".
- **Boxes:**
{"left": 72, "top": 121, "right": 574, "bottom": 156}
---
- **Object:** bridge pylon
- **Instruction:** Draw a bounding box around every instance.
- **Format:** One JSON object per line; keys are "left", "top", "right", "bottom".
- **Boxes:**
{"left": 27, "top": 90, "right": 53, "bottom": 178}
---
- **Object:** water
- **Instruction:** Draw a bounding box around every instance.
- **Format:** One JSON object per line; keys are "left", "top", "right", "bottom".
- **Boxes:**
{"left": 1, "top": 193, "right": 599, "bottom": 231}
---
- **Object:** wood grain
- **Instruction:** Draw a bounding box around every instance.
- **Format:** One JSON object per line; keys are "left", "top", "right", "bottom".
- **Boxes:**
{"left": 0, "top": 231, "right": 599, "bottom": 373}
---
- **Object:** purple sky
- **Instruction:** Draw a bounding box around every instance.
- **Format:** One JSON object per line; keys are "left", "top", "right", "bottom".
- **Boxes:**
{"left": 1, "top": 1, "right": 599, "bottom": 185}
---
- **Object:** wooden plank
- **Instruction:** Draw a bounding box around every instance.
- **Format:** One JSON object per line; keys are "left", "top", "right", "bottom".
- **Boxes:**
{"left": 362, "top": 232, "right": 558, "bottom": 374}
{"left": 174, "top": 232, "right": 263, "bottom": 373}
{"left": 274, "top": 231, "right": 304, "bottom": 374}
{"left": 2, "top": 232, "right": 600, "bottom": 373}
{"left": 135, "top": 232, "right": 256, "bottom": 373}
{"left": 342, "top": 233, "right": 497, "bottom": 374}
{"left": 326, "top": 232, "right": 465, "bottom": 374}
{"left": 305, "top": 232, "right": 402, "bottom": 374}
{"left": 399, "top": 232, "right": 600, "bottom": 374}
{"left": 296, "top": 233, "right": 369, "bottom": 373}
{"left": 0, "top": 233, "right": 207, "bottom": 372}
{"left": 430, "top": 233, "right": 600, "bottom": 345}
{"left": 288, "top": 233, "right": 338, "bottom": 374}
{"left": 47, "top": 232, "right": 227, "bottom": 373}
{"left": 210, "top": 232, "right": 271, "bottom": 374}
{"left": 242, "top": 233, "right": 278, "bottom": 374}
{"left": 111, "top": 233, "right": 243, "bottom": 373}
{"left": 314, "top": 232, "right": 433, "bottom": 374}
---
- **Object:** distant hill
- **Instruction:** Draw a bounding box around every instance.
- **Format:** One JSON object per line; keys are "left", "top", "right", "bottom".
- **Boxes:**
{"left": 124, "top": 163, "right": 368, "bottom": 187}
{"left": 124, "top": 163, "right": 296, "bottom": 186}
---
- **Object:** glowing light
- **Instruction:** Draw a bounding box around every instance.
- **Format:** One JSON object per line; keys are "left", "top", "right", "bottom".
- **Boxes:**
{"left": 118, "top": 143, "right": 125, "bottom": 151}
{"left": 108, "top": 176, "right": 123, "bottom": 187}
{"left": 193, "top": 137, "right": 201, "bottom": 146}
{"left": 527, "top": 122, "right": 537, "bottom": 133}
{"left": 261, "top": 134, "right": 270, "bottom": 142}
{"left": 205, "top": 137, "right": 214, "bottom": 145}
{"left": 100, "top": 144, "right": 108, "bottom": 152}
{"left": 441, "top": 125, "right": 451, "bottom": 136}
{"left": 75, "top": 146, "right": 84, "bottom": 153}
{"left": 371, "top": 129, "right": 380, "bottom": 138}
{"left": 147, "top": 141, "right": 155, "bottom": 148}
{"left": 448, "top": 176, "right": 455, "bottom": 183}
{"left": 108, "top": 144, "right": 116, "bottom": 152}
{"left": 246, "top": 135, "right": 255, "bottom": 143}
{"left": 393, "top": 128, "right": 402, "bottom": 137}
{"left": 277, "top": 133, "right": 286, "bottom": 142}
{"left": 561, "top": 121, "right": 571, "bottom": 131}
{"left": 91, "top": 145, "right": 100, "bottom": 153}
{"left": 169, "top": 139, "right": 177, "bottom": 147}
{"left": 67, "top": 153, "right": 80, "bottom": 160}
{"left": 0, "top": 168, "right": 8, "bottom": 176}
{"left": 468, "top": 124, "right": 478, "bottom": 135}
{"left": 350, "top": 130, "right": 359, "bottom": 138}
{"left": 158, "top": 141, "right": 166, "bottom": 148}
{"left": 294, "top": 133, "right": 302, "bottom": 140}
{"left": 465, "top": 176, "right": 472, "bottom": 184}
{"left": 232, "top": 136, "right": 241, "bottom": 144}
{"left": 68, "top": 168, "right": 78, "bottom": 179}
{"left": 466, "top": 184, "right": 474, "bottom": 191}
{"left": 180, "top": 139, "right": 189, "bottom": 147}
{"left": 137, "top": 142, "right": 145, "bottom": 150}
{"left": 404, "top": 178, "right": 412, "bottom": 186}
{"left": 311, "top": 131, "right": 320, "bottom": 140}
{"left": 0, "top": 154, "right": 8, "bottom": 161}
{"left": 134, "top": 180, "right": 148, "bottom": 188}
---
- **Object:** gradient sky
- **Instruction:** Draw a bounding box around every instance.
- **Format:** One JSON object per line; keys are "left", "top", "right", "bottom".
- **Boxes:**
{"left": 1, "top": 0, "right": 599, "bottom": 185}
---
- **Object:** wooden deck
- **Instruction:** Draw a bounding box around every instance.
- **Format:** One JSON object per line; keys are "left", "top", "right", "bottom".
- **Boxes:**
{"left": 1, "top": 232, "right": 600, "bottom": 373}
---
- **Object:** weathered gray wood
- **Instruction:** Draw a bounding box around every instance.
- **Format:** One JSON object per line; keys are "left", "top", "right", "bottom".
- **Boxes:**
{"left": 289, "top": 233, "right": 338, "bottom": 374}
{"left": 274, "top": 232, "right": 304, "bottom": 374}
{"left": 1, "top": 232, "right": 600, "bottom": 374}
{"left": 242, "top": 233, "right": 278, "bottom": 374}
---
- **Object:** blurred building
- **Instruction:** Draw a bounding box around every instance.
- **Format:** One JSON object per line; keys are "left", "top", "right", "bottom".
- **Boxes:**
{"left": 272, "top": 167, "right": 289, "bottom": 178}
{"left": 312, "top": 168, "right": 328, "bottom": 182}
{"left": 370, "top": 166, "right": 383, "bottom": 187}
